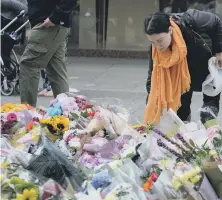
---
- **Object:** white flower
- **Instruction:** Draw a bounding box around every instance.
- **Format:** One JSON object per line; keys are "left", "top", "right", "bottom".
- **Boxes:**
{"left": 76, "top": 129, "right": 87, "bottom": 135}
{"left": 63, "top": 130, "right": 73, "bottom": 141}
{"left": 69, "top": 121, "right": 77, "bottom": 129}
{"left": 69, "top": 137, "right": 81, "bottom": 149}
{"left": 56, "top": 140, "right": 73, "bottom": 157}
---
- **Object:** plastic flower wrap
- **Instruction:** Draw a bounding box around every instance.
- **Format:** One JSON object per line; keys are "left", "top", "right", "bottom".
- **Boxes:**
{"left": 1, "top": 112, "right": 26, "bottom": 135}
{"left": 1, "top": 107, "right": 42, "bottom": 137}
{"left": 1, "top": 162, "right": 41, "bottom": 200}
{"left": 170, "top": 162, "right": 219, "bottom": 200}
{"left": 75, "top": 182, "right": 102, "bottom": 200}
{"left": 89, "top": 97, "right": 130, "bottom": 122}
{"left": 206, "top": 125, "right": 222, "bottom": 158}
{"left": 23, "top": 136, "right": 87, "bottom": 193}
{"left": 101, "top": 164, "right": 148, "bottom": 200}
{"left": 104, "top": 183, "right": 141, "bottom": 200}
{"left": 48, "top": 93, "right": 86, "bottom": 117}
{"left": 132, "top": 133, "right": 165, "bottom": 168}
{"left": 86, "top": 106, "right": 139, "bottom": 139}
{"left": 0, "top": 160, "right": 70, "bottom": 200}
{"left": 155, "top": 109, "right": 187, "bottom": 138}
{"left": 141, "top": 164, "right": 162, "bottom": 192}
{"left": 198, "top": 104, "right": 220, "bottom": 129}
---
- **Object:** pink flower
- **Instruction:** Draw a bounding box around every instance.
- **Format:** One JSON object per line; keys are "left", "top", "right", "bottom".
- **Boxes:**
{"left": 207, "top": 126, "right": 218, "bottom": 142}
{"left": 63, "top": 130, "right": 74, "bottom": 144}
{"left": 7, "top": 113, "right": 17, "bottom": 122}
{"left": 151, "top": 173, "right": 158, "bottom": 182}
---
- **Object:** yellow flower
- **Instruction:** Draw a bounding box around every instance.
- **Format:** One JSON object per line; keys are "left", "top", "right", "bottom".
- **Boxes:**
{"left": 180, "top": 174, "right": 189, "bottom": 183}
{"left": 187, "top": 169, "right": 197, "bottom": 178}
{"left": 39, "top": 119, "right": 48, "bottom": 124}
{"left": 177, "top": 162, "right": 185, "bottom": 167}
{"left": 32, "top": 135, "right": 40, "bottom": 142}
{"left": 40, "top": 116, "right": 69, "bottom": 133}
{"left": 0, "top": 103, "right": 29, "bottom": 113}
{"left": 1, "top": 162, "right": 10, "bottom": 168}
{"left": 0, "top": 175, "right": 4, "bottom": 184}
{"left": 131, "top": 124, "right": 146, "bottom": 129}
{"left": 194, "top": 167, "right": 201, "bottom": 174}
{"left": 190, "top": 175, "right": 201, "bottom": 185}
{"left": 10, "top": 131, "right": 26, "bottom": 146}
{"left": 109, "top": 160, "right": 121, "bottom": 169}
{"left": 59, "top": 116, "right": 69, "bottom": 131}
{"left": 104, "top": 194, "right": 116, "bottom": 200}
{"left": 16, "top": 188, "right": 38, "bottom": 200}
{"left": 10, "top": 177, "right": 25, "bottom": 185}
{"left": 172, "top": 180, "right": 182, "bottom": 190}
{"left": 15, "top": 144, "right": 25, "bottom": 149}
{"left": 209, "top": 150, "right": 218, "bottom": 157}
{"left": 160, "top": 159, "right": 169, "bottom": 167}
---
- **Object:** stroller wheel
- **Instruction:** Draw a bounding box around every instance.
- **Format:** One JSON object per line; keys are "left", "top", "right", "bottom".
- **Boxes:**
{"left": 1, "top": 82, "right": 14, "bottom": 96}
{"left": 15, "top": 82, "right": 20, "bottom": 94}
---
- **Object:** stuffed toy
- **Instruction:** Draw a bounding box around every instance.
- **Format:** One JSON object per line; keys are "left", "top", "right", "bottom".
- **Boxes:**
{"left": 80, "top": 106, "right": 138, "bottom": 150}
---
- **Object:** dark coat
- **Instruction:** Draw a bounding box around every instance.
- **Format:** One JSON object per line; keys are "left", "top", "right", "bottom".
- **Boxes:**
{"left": 27, "top": 0, "right": 76, "bottom": 28}
{"left": 146, "top": 9, "right": 222, "bottom": 95}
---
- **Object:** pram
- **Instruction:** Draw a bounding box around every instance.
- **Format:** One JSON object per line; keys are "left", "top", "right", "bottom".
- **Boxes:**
{"left": 1, "top": 8, "right": 51, "bottom": 96}
{"left": 1, "top": 10, "right": 29, "bottom": 96}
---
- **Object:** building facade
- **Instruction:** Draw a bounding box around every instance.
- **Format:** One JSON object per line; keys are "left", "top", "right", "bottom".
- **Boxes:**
{"left": 67, "top": 0, "right": 222, "bottom": 58}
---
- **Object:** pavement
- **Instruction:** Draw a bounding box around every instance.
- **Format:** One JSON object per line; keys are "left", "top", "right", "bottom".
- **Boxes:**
{"left": 1, "top": 57, "right": 222, "bottom": 125}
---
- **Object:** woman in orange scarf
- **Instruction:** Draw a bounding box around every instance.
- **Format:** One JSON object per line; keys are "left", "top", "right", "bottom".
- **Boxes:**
{"left": 144, "top": 10, "right": 222, "bottom": 125}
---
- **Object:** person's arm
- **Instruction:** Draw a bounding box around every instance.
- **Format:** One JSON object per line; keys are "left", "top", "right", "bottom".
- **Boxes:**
{"left": 146, "top": 47, "right": 153, "bottom": 104}
{"left": 185, "top": 9, "right": 222, "bottom": 54}
{"left": 49, "top": 0, "right": 77, "bottom": 25}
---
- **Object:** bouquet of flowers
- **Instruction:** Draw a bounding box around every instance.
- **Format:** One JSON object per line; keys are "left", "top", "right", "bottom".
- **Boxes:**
{"left": 1, "top": 160, "right": 40, "bottom": 200}
{"left": 40, "top": 115, "right": 69, "bottom": 140}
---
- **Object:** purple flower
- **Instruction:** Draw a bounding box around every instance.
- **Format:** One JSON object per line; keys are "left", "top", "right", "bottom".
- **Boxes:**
{"left": 33, "top": 117, "right": 40, "bottom": 122}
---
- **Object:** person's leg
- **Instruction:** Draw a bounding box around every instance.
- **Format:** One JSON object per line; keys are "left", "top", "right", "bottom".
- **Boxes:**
{"left": 19, "top": 24, "right": 63, "bottom": 106}
{"left": 45, "top": 27, "right": 70, "bottom": 98}
{"left": 177, "top": 90, "right": 193, "bottom": 121}
{"left": 19, "top": 36, "right": 48, "bottom": 106}
{"left": 200, "top": 93, "right": 220, "bottom": 124}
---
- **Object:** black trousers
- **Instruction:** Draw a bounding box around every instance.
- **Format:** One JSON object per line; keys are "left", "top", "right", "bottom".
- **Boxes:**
{"left": 177, "top": 90, "right": 221, "bottom": 124}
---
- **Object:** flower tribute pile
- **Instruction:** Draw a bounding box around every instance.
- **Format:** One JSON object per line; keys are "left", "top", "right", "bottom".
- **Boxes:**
{"left": 1, "top": 93, "right": 222, "bottom": 200}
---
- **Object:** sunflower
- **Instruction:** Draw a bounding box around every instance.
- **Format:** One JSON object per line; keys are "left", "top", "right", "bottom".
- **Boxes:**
{"left": 40, "top": 116, "right": 69, "bottom": 134}
{"left": 16, "top": 188, "right": 38, "bottom": 200}
{"left": 58, "top": 116, "right": 69, "bottom": 131}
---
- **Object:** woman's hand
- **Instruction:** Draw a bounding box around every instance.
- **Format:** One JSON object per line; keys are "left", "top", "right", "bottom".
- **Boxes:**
{"left": 216, "top": 52, "right": 222, "bottom": 68}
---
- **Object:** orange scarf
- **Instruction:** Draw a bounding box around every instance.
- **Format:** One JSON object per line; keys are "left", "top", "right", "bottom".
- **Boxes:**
{"left": 144, "top": 20, "right": 191, "bottom": 124}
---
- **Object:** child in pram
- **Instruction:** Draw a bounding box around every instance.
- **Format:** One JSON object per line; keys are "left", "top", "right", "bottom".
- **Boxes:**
{"left": 1, "top": 0, "right": 28, "bottom": 95}
{"left": 1, "top": 0, "right": 51, "bottom": 96}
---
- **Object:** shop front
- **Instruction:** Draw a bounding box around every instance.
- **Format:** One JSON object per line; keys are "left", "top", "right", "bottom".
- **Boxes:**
{"left": 67, "top": 0, "right": 220, "bottom": 58}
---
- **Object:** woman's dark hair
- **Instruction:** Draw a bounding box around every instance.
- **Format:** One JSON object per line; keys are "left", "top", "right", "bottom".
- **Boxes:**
{"left": 144, "top": 12, "right": 170, "bottom": 35}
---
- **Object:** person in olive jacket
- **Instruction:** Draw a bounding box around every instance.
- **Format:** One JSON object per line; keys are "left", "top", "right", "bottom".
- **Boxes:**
{"left": 19, "top": 0, "right": 76, "bottom": 106}
{"left": 144, "top": 9, "right": 222, "bottom": 124}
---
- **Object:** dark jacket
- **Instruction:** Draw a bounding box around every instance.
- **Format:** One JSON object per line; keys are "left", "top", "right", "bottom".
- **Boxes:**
{"left": 146, "top": 9, "right": 222, "bottom": 96}
{"left": 27, "top": 0, "right": 76, "bottom": 28}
